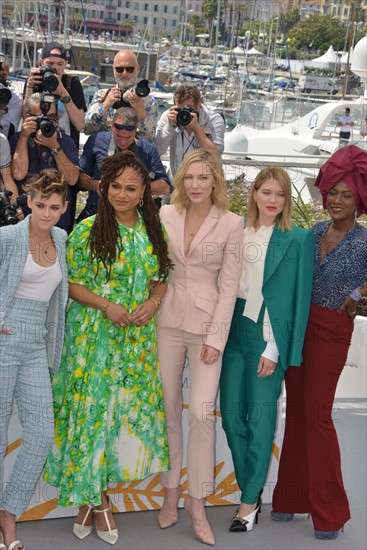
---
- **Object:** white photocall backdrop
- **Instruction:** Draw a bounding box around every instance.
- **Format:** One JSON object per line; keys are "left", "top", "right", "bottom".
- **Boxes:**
{"left": 5, "top": 317, "right": 366, "bottom": 521}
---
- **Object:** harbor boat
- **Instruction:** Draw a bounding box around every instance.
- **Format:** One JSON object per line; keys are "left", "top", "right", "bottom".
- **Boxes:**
{"left": 223, "top": 97, "right": 367, "bottom": 202}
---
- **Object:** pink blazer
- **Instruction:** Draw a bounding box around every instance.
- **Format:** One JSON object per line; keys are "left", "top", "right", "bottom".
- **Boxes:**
{"left": 157, "top": 204, "right": 244, "bottom": 352}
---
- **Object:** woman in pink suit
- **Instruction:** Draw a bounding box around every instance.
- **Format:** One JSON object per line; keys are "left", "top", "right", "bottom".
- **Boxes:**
{"left": 156, "top": 149, "right": 243, "bottom": 546}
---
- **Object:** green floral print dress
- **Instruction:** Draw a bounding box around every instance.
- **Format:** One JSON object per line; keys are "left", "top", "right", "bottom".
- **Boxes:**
{"left": 44, "top": 215, "right": 170, "bottom": 507}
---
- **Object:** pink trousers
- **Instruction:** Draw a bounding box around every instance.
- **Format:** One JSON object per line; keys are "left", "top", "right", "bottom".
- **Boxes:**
{"left": 157, "top": 326, "right": 222, "bottom": 499}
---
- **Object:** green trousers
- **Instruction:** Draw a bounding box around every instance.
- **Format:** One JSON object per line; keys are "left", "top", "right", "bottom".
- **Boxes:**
{"left": 220, "top": 298, "right": 284, "bottom": 504}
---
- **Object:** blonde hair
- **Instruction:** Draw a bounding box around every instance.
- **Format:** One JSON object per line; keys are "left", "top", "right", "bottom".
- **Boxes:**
{"left": 246, "top": 166, "right": 292, "bottom": 231}
{"left": 171, "top": 149, "right": 229, "bottom": 212}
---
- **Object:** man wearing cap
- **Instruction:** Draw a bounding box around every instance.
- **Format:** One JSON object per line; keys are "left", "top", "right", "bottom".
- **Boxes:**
{"left": 83, "top": 49, "right": 157, "bottom": 140}
{"left": 24, "top": 42, "right": 86, "bottom": 148}
{"left": 0, "top": 54, "right": 22, "bottom": 140}
{"left": 337, "top": 107, "right": 354, "bottom": 144}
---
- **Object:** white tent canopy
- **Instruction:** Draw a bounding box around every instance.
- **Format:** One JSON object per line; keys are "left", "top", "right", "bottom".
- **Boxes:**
{"left": 310, "top": 45, "right": 338, "bottom": 66}
{"left": 340, "top": 48, "right": 353, "bottom": 64}
{"left": 247, "top": 47, "right": 263, "bottom": 56}
{"left": 233, "top": 46, "right": 245, "bottom": 55}
{"left": 232, "top": 46, "right": 263, "bottom": 56}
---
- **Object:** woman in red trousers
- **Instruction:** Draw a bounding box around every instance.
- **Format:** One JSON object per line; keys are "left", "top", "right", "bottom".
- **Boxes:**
{"left": 271, "top": 145, "right": 367, "bottom": 540}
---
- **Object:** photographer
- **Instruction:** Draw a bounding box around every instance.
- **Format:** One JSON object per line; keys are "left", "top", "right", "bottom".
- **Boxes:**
{"left": 77, "top": 107, "right": 171, "bottom": 222}
{"left": 155, "top": 85, "right": 225, "bottom": 178}
{"left": 83, "top": 49, "right": 158, "bottom": 140}
{"left": 0, "top": 133, "right": 19, "bottom": 202}
{"left": 0, "top": 54, "right": 22, "bottom": 139}
{"left": 10, "top": 93, "right": 79, "bottom": 233}
{"left": 23, "top": 42, "right": 86, "bottom": 148}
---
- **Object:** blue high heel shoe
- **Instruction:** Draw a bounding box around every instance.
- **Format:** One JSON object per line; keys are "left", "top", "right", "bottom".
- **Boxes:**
{"left": 271, "top": 510, "right": 294, "bottom": 521}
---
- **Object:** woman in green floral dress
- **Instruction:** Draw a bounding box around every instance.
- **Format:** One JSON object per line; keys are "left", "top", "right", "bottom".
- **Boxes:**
{"left": 44, "top": 151, "right": 173, "bottom": 546}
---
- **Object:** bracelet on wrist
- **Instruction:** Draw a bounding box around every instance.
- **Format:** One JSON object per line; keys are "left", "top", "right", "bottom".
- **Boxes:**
{"left": 101, "top": 299, "right": 110, "bottom": 316}
{"left": 149, "top": 294, "right": 161, "bottom": 311}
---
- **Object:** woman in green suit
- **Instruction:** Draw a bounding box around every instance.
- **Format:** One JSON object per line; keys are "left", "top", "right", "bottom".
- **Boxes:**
{"left": 220, "top": 166, "right": 314, "bottom": 533}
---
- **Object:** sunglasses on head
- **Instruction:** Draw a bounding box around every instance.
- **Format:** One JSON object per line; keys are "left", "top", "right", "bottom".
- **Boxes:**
{"left": 114, "top": 66, "right": 136, "bottom": 74}
{"left": 113, "top": 122, "right": 137, "bottom": 131}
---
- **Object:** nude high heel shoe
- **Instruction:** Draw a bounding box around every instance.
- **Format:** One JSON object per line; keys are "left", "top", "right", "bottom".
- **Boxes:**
{"left": 0, "top": 531, "right": 6, "bottom": 550}
{"left": 73, "top": 505, "right": 94, "bottom": 540}
{"left": 93, "top": 503, "right": 118, "bottom": 546}
{"left": 184, "top": 496, "right": 215, "bottom": 546}
{"left": 158, "top": 488, "right": 181, "bottom": 529}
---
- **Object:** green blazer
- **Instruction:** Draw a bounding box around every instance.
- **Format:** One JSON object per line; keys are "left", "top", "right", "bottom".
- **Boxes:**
{"left": 262, "top": 223, "right": 315, "bottom": 371}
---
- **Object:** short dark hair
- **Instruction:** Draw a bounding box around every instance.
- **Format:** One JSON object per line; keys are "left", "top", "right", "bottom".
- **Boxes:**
{"left": 346, "top": 108, "right": 350, "bottom": 112}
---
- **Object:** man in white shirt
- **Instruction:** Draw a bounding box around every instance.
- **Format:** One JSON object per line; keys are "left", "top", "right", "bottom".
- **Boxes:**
{"left": 337, "top": 107, "right": 354, "bottom": 143}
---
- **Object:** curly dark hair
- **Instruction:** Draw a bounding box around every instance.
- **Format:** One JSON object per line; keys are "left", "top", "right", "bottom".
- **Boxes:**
{"left": 89, "top": 151, "right": 173, "bottom": 281}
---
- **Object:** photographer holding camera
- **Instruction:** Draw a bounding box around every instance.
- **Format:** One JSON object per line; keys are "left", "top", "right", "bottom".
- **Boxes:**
{"left": 23, "top": 42, "right": 86, "bottom": 148}
{"left": 84, "top": 49, "right": 158, "bottom": 140}
{"left": 155, "top": 85, "right": 225, "bottom": 178}
{"left": 10, "top": 93, "right": 79, "bottom": 233}
{"left": 0, "top": 54, "right": 22, "bottom": 140}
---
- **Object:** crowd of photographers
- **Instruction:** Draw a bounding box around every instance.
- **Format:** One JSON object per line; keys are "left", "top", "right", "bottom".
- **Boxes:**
{"left": 0, "top": 42, "right": 224, "bottom": 230}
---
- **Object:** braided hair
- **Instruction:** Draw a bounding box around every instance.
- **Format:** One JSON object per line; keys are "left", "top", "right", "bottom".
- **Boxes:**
{"left": 89, "top": 151, "right": 173, "bottom": 281}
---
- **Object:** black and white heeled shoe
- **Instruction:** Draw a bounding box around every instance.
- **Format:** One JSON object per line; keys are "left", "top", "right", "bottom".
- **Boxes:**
{"left": 229, "top": 496, "right": 262, "bottom": 532}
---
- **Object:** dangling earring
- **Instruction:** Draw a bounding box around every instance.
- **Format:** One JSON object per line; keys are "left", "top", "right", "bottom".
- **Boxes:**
{"left": 139, "top": 197, "right": 144, "bottom": 207}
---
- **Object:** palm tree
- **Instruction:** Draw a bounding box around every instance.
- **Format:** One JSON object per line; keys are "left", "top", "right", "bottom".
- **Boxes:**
{"left": 202, "top": 0, "right": 218, "bottom": 44}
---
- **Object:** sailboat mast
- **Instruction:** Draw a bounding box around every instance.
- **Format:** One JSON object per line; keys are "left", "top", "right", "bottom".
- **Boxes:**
{"left": 342, "top": 3, "right": 355, "bottom": 98}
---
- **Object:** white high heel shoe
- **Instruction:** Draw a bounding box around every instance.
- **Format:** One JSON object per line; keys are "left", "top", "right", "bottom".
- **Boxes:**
{"left": 73, "top": 505, "right": 94, "bottom": 540}
{"left": 93, "top": 504, "right": 119, "bottom": 546}
{"left": 7, "top": 542, "right": 25, "bottom": 550}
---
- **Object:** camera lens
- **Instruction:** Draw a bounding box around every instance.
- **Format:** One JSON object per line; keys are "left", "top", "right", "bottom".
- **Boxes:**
{"left": 38, "top": 117, "right": 56, "bottom": 138}
{"left": 176, "top": 108, "right": 192, "bottom": 126}
{"left": 43, "top": 72, "right": 58, "bottom": 92}
{"left": 135, "top": 79, "right": 150, "bottom": 98}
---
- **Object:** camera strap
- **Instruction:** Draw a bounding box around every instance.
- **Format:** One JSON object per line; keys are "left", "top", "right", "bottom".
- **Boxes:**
{"left": 181, "top": 131, "right": 195, "bottom": 159}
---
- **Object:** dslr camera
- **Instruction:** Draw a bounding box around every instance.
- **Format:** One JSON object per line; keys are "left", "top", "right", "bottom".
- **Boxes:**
{"left": 0, "top": 190, "right": 27, "bottom": 227}
{"left": 175, "top": 104, "right": 198, "bottom": 127}
{"left": 112, "top": 79, "right": 150, "bottom": 109}
{"left": 34, "top": 93, "right": 57, "bottom": 138}
{"left": 34, "top": 64, "right": 59, "bottom": 93}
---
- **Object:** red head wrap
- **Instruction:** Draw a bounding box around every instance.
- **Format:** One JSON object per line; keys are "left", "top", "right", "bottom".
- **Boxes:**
{"left": 314, "top": 145, "right": 367, "bottom": 216}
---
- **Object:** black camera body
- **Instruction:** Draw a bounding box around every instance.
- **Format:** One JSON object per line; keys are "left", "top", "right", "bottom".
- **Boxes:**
{"left": 0, "top": 85, "right": 12, "bottom": 106}
{"left": 112, "top": 79, "right": 150, "bottom": 110}
{"left": 175, "top": 104, "right": 198, "bottom": 127}
{"left": 0, "top": 190, "right": 27, "bottom": 227}
{"left": 34, "top": 64, "right": 59, "bottom": 93}
{"left": 34, "top": 93, "right": 56, "bottom": 138}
